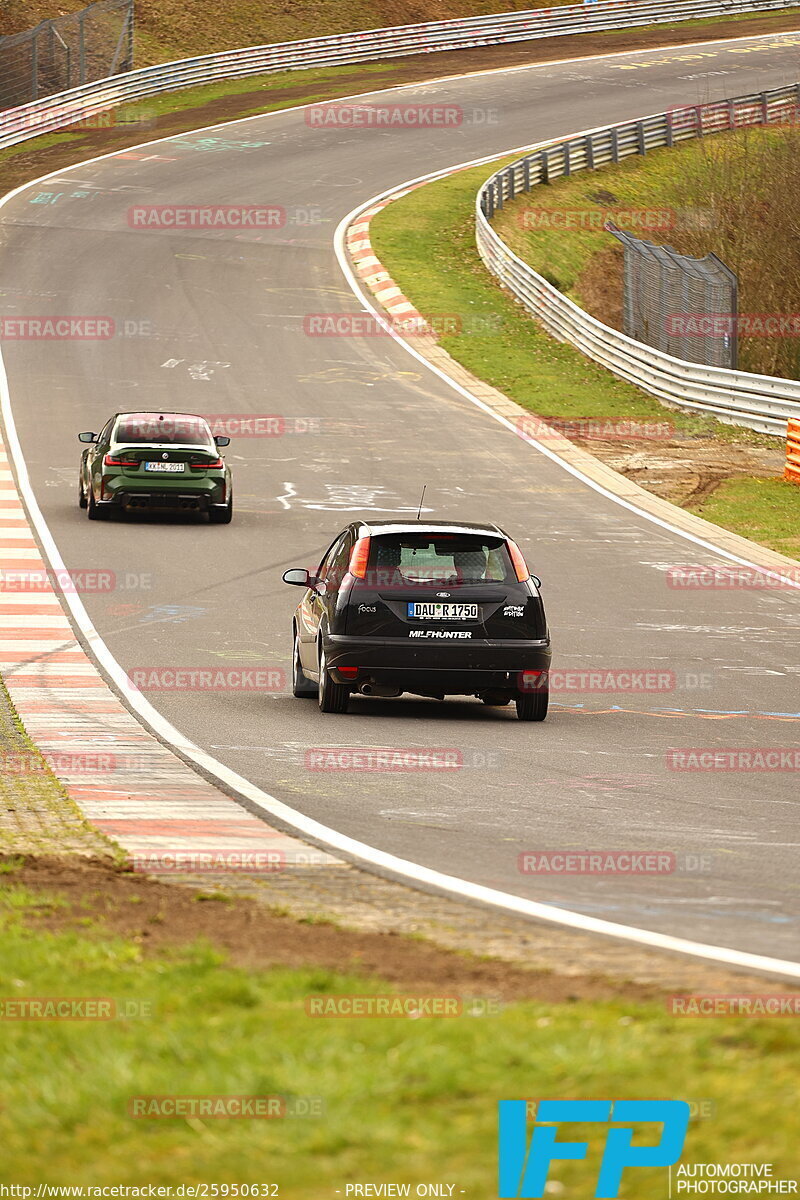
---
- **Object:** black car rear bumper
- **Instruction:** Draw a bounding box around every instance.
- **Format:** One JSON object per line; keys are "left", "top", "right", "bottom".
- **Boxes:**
{"left": 324, "top": 633, "right": 551, "bottom": 695}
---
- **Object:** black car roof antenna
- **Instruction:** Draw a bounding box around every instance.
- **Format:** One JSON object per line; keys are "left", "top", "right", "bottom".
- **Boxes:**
{"left": 416, "top": 485, "right": 426, "bottom": 521}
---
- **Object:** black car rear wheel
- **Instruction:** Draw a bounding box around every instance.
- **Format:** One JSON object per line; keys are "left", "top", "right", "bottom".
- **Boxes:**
{"left": 293, "top": 632, "right": 318, "bottom": 698}
{"left": 87, "top": 488, "right": 109, "bottom": 521}
{"left": 318, "top": 644, "right": 350, "bottom": 714}
{"left": 78, "top": 475, "right": 88, "bottom": 509}
{"left": 515, "top": 687, "right": 548, "bottom": 722}
{"left": 209, "top": 496, "right": 233, "bottom": 524}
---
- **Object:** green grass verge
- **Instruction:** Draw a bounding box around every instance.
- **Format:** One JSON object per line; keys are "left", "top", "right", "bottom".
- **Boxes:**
{"left": 369, "top": 152, "right": 800, "bottom": 559}
{"left": 0, "top": 878, "right": 798, "bottom": 1188}
{"left": 371, "top": 161, "right": 725, "bottom": 432}
{"left": 690, "top": 476, "right": 800, "bottom": 559}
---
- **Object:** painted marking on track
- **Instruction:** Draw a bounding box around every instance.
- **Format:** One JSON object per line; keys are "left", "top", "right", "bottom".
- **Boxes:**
{"left": 276, "top": 481, "right": 435, "bottom": 512}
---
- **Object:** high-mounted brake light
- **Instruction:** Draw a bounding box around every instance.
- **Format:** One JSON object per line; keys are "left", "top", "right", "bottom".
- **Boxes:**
{"left": 507, "top": 539, "right": 530, "bottom": 583}
{"left": 348, "top": 536, "right": 371, "bottom": 579}
{"left": 103, "top": 454, "right": 139, "bottom": 468}
{"left": 190, "top": 458, "right": 224, "bottom": 470}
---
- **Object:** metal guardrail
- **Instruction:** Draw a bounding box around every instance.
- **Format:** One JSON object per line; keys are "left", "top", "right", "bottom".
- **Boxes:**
{"left": 1, "top": 0, "right": 800, "bottom": 150}
{"left": 476, "top": 85, "right": 800, "bottom": 436}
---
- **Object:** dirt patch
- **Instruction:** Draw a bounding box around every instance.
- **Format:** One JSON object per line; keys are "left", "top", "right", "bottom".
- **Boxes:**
{"left": 3, "top": 11, "right": 800, "bottom": 196}
{"left": 573, "top": 435, "right": 786, "bottom": 505}
{"left": 5, "top": 853, "right": 668, "bottom": 1003}
{"left": 576, "top": 244, "right": 625, "bottom": 331}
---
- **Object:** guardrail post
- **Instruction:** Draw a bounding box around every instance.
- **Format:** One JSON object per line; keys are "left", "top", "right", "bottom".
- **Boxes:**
{"left": 610, "top": 128, "right": 619, "bottom": 163}
{"left": 78, "top": 12, "right": 86, "bottom": 85}
{"left": 507, "top": 167, "right": 515, "bottom": 201}
{"left": 585, "top": 135, "right": 595, "bottom": 169}
{"left": 563, "top": 142, "right": 571, "bottom": 177}
{"left": 786, "top": 419, "right": 800, "bottom": 485}
{"left": 541, "top": 151, "right": 549, "bottom": 184}
{"left": 31, "top": 27, "right": 39, "bottom": 102}
{"left": 665, "top": 111, "right": 673, "bottom": 148}
{"left": 523, "top": 157, "right": 531, "bottom": 192}
{"left": 636, "top": 120, "right": 646, "bottom": 154}
{"left": 495, "top": 178, "right": 503, "bottom": 212}
{"left": 761, "top": 92, "right": 770, "bottom": 124}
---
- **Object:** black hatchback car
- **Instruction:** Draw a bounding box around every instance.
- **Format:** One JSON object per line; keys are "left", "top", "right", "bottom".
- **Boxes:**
{"left": 283, "top": 521, "right": 551, "bottom": 720}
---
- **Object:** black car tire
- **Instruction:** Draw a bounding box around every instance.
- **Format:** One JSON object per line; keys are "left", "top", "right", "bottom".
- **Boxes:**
{"left": 209, "top": 495, "right": 233, "bottom": 525}
{"left": 515, "top": 687, "right": 548, "bottom": 722}
{"left": 87, "top": 488, "right": 109, "bottom": 521}
{"left": 318, "top": 644, "right": 350, "bottom": 714}
{"left": 78, "top": 477, "right": 88, "bottom": 509}
{"left": 293, "top": 632, "right": 318, "bottom": 698}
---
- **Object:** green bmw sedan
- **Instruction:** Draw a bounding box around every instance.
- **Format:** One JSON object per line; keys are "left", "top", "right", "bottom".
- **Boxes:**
{"left": 78, "top": 411, "right": 232, "bottom": 524}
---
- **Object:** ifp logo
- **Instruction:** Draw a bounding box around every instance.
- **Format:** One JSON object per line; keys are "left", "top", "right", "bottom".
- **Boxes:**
{"left": 498, "top": 1100, "right": 690, "bottom": 1198}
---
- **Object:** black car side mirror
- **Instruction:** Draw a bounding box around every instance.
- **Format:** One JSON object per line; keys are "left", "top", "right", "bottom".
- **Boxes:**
{"left": 283, "top": 568, "right": 313, "bottom": 587}
{"left": 531, "top": 575, "right": 542, "bottom": 590}
{"left": 214, "top": 435, "right": 231, "bottom": 447}
{"left": 78, "top": 432, "right": 97, "bottom": 443}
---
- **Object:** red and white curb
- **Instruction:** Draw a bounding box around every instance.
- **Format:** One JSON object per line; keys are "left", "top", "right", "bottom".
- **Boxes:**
{"left": 0, "top": 438, "right": 339, "bottom": 874}
{"left": 346, "top": 189, "right": 430, "bottom": 327}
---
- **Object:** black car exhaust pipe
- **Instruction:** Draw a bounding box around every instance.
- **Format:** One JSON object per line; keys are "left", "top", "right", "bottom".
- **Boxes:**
{"left": 359, "top": 683, "right": 402, "bottom": 698}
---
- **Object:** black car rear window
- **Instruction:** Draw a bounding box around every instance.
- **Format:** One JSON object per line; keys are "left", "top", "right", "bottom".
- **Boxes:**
{"left": 114, "top": 415, "right": 214, "bottom": 446}
{"left": 366, "top": 533, "right": 513, "bottom": 586}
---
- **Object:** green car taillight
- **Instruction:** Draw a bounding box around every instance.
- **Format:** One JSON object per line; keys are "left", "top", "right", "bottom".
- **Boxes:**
{"left": 103, "top": 454, "right": 139, "bottom": 468}
{"left": 190, "top": 458, "right": 224, "bottom": 470}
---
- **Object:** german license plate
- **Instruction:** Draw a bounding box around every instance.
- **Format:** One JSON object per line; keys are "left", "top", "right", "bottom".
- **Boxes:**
{"left": 408, "top": 602, "right": 478, "bottom": 621}
{"left": 144, "top": 462, "right": 184, "bottom": 473}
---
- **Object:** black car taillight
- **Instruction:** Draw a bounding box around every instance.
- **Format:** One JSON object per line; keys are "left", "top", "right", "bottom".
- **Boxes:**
{"left": 347, "top": 536, "right": 371, "bottom": 579}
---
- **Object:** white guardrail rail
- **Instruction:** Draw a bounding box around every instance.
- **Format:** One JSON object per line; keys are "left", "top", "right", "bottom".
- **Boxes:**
{"left": 1, "top": 0, "right": 800, "bottom": 150}
{"left": 476, "top": 85, "right": 800, "bottom": 437}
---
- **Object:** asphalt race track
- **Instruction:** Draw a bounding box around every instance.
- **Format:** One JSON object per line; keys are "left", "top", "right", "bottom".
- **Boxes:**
{"left": 1, "top": 30, "right": 799, "bottom": 963}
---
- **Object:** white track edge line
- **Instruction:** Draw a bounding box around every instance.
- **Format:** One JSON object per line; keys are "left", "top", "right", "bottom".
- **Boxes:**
{"left": 0, "top": 44, "right": 799, "bottom": 979}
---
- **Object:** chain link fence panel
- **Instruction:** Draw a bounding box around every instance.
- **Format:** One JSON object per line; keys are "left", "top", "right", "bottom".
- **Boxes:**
{"left": 606, "top": 222, "right": 738, "bottom": 369}
{"left": 0, "top": 0, "right": 133, "bottom": 109}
